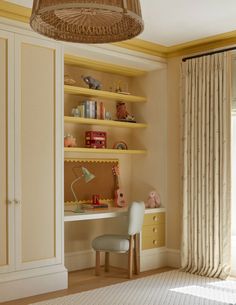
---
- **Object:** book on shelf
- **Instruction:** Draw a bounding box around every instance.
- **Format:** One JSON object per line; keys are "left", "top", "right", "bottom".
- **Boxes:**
{"left": 72, "top": 100, "right": 107, "bottom": 120}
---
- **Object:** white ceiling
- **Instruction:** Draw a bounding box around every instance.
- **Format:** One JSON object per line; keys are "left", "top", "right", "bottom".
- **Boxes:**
{"left": 5, "top": 0, "right": 236, "bottom": 46}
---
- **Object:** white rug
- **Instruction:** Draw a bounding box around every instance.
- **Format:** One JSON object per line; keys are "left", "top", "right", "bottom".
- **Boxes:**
{"left": 31, "top": 270, "right": 236, "bottom": 305}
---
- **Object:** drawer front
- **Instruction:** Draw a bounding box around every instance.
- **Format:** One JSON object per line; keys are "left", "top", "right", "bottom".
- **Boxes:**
{"left": 142, "top": 223, "right": 165, "bottom": 237}
{"left": 142, "top": 236, "right": 165, "bottom": 250}
{"left": 143, "top": 212, "right": 165, "bottom": 226}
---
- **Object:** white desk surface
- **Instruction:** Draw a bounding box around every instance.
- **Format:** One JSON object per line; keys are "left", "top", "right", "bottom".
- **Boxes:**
{"left": 64, "top": 207, "right": 128, "bottom": 222}
{"left": 64, "top": 207, "right": 165, "bottom": 222}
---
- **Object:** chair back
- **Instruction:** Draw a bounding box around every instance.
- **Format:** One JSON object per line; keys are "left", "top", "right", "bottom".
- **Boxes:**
{"left": 127, "top": 201, "right": 145, "bottom": 236}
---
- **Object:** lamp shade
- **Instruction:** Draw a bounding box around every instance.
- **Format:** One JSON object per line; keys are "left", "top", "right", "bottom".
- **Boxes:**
{"left": 30, "top": 0, "right": 144, "bottom": 43}
{"left": 81, "top": 166, "right": 95, "bottom": 183}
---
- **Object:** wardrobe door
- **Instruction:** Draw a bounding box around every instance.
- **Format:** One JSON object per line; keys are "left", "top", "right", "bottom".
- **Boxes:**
{"left": 14, "top": 34, "right": 63, "bottom": 270}
{"left": 0, "top": 30, "right": 15, "bottom": 273}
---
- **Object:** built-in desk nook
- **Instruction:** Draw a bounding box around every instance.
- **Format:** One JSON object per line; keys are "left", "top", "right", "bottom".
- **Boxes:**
{"left": 64, "top": 207, "right": 166, "bottom": 272}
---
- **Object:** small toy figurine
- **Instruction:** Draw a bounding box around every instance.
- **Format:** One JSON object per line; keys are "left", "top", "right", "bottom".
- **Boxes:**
{"left": 145, "top": 191, "right": 161, "bottom": 208}
{"left": 64, "top": 134, "right": 77, "bottom": 147}
{"left": 116, "top": 102, "right": 135, "bottom": 122}
{"left": 82, "top": 75, "right": 101, "bottom": 90}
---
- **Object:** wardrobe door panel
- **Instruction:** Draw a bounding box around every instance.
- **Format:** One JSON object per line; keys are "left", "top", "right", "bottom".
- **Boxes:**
{"left": 15, "top": 35, "right": 63, "bottom": 269}
{"left": 0, "top": 31, "right": 14, "bottom": 273}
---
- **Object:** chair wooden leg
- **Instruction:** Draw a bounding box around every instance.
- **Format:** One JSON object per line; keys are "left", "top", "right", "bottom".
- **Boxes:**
{"left": 95, "top": 251, "right": 100, "bottom": 276}
{"left": 105, "top": 252, "right": 110, "bottom": 272}
{"left": 128, "top": 235, "right": 134, "bottom": 279}
{"left": 134, "top": 233, "right": 140, "bottom": 275}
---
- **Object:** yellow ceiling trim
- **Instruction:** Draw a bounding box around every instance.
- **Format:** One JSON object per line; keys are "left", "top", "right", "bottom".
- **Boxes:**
{"left": 1, "top": 1, "right": 236, "bottom": 59}
{"left": 114, "top": 38, "right": 168, "bottom": 58}
{"left": 0, "top": 1, "right": 31, "bottom": 23}
{"left": 166, "top": 30, "right": 236, "bottom": 57}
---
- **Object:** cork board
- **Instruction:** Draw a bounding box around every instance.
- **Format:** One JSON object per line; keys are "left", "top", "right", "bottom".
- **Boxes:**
{"left": 64, "top": 159, "right": 118, "bottom": 204}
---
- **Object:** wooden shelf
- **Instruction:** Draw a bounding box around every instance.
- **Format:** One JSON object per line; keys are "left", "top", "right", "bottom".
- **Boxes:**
{"left": 64, "top": 147, "right": 147, "bottom": 155}
{"left": 64, "top": 85, "right": 147, "bottom": 103}
{"left": 64, "top": 116, "right": 147, "bottom": 128}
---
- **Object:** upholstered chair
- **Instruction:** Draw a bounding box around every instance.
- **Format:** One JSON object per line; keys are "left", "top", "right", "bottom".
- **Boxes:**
{"left": 92, "top": 201, "right": 145, "bottom": 279}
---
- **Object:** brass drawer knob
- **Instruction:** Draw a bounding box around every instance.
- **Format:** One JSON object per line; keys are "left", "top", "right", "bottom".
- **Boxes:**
{"left": 153, "top": 216, "right": 158, "bottom": 222}
{"left": 153, "top": 240, "right": 158, "bottom": 246}
{"left": 153, "top": 227, "right": 157, "bottom": 233}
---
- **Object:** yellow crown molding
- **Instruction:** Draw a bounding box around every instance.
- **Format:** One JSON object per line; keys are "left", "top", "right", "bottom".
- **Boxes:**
{"left": 166, "top": 30, "right": 236, "bottom": 58}
{"left": 114, "top": 38, "right": 168, "bottom": 58}
{"left": 1, "top": 1, "right": 236, "bottom": 59}
{"left": 0, "top": 1, "right": 31, "bottom": 23}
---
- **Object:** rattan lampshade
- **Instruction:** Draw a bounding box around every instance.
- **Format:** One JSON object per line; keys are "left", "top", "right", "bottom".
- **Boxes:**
{"left": 30, "top": 0, "right": 144, "bottom": 43}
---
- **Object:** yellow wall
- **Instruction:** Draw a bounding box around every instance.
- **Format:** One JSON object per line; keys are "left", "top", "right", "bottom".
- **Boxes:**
{"left": 166, "top": 57, "right": 182, "bottom": 250}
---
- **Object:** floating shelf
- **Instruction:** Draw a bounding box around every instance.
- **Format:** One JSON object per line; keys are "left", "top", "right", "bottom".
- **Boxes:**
{"left": 64, "top": 85, "right": 147, "bottom": 103}
{"left": 64, "top": 147, "right": 147, "bottom": 155}
{"left": 64, "top": 116, "right": 147, "bottom": 129}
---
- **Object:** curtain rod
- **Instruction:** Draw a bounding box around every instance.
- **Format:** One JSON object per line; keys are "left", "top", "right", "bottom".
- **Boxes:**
{"left": 182, "top": 46, "right": 236, "bottom": 62}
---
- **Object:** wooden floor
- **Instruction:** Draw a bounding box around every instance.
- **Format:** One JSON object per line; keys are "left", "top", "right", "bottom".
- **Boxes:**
{"left": 2, "top": 267, "right": 173, "bottom": 305}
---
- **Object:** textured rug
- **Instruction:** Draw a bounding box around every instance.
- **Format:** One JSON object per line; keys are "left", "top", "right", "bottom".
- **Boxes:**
{"left": 31, "top": 270, "right": 236, "bottom": 305}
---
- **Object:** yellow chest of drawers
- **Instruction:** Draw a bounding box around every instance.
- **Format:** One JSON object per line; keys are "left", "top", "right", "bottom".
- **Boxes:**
{"left": 142, "top": 211, "right": 165, "bottom": 250}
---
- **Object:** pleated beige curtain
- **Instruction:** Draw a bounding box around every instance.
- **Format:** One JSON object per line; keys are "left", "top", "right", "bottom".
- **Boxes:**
{"left": 181, "top": 52, "right": 231, "bottom": 279}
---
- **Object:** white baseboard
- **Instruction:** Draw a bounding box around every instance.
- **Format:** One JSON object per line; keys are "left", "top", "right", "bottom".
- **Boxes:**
{"left": 65, "top": 250, "right": 104, "bottom": 272}
{"left": 141, "top": 247, "right": 167, "bottom": 271}
{"left": 65, "top": 248, "right": 181, "bottom": 272}
{"left": 166, "top": 248, "right": 181, "bottom": 268}
{"left": 0, "top": 265, "right": 68, "bottom": 303}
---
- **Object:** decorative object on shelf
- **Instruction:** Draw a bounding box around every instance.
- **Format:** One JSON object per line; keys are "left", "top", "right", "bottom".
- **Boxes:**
{"left": 113, "top": 80, "right": 130, "bottom": 95}
{"left": 30, "top": 0, "right": 144, "bottom": 44}
{"left": 64, "top": 74, "right": 76, "bottom": 86}
{"left": 113, "top": 141, "right": 128, "bottom": 150}
{"left": 71, "top": 107, "right": 81, "bottom": 117}
{"left": 116, "top": 102, "right": 136, "bottom": 122}
{"left": 71, "top": 166, "right": 95, "bottom": 213}
{"left": 92, "top": 194, "right": 100, "bottom": 205}
{"left": 105, "top": 111, "right": 112, "bottom": 120}
{"left": 64, "top": 134, "right": 77, "bottom": 147}
{"left": 85, "top": 131, "right": 107, "bottom": 149}
{"left": 82, "top": 75, "right": 101, "bottom": 90}
{"left": 145, "top": 191, "right": 161, "bottom": 209}
{"left": 112, "top": 165, "right": 126, "bottom": 207}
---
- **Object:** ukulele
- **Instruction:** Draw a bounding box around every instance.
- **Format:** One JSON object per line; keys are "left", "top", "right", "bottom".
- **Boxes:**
{"left": 112, "top": 165, "right": 126, "bottom": 207}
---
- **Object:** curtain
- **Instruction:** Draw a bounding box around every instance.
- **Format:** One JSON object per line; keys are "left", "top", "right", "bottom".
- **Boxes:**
{"left": 181, "top": 52, "right": 231, "bottom": 279}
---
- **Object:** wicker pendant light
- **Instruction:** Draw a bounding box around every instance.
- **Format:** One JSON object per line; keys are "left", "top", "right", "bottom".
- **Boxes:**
{"left": 30, "top": 0, "right": 144, "bottom": 43}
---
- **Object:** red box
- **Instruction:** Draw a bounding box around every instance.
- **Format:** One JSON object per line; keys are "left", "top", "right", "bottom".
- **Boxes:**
{"left": 85, "top": 131, "right": 107, "bottom": 149}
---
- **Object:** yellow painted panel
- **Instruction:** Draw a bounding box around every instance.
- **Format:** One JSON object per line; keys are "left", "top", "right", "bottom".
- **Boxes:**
{"left": 0, "top": 38, "right": 8, "bottom": 267}
{"left": 143, "top": 212, "right": 165, "bottom": 226}
{"left": 21, "top": 43, "right": 55, "bottom": 262}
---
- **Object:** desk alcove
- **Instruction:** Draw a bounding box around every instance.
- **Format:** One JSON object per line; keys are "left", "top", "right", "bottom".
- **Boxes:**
{"left": 64, "top": 207, "right": 130, "bottom": 272}
{"left": 64, "top": 207, "right": 166, "bottom": 272}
